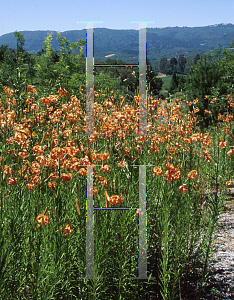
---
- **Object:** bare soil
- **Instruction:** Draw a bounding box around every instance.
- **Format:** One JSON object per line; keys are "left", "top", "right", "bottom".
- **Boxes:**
{"left": 156, "top": 73, "right": 169, "bottom": 78}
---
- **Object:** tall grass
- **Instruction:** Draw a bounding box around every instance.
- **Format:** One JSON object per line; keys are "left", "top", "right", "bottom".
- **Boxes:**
{"left": 0, "top": 84, "right": 233, "bottom": 299}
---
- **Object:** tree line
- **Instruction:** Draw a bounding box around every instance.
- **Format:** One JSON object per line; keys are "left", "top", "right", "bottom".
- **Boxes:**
{"left": 167, "top": 46, "right": 234, "bottom": 128}
{"left": 0, "top": 31, "right": 234, "bottom": 129}
{"left": 0, "top": 31, "right": 165, "bottom": 99}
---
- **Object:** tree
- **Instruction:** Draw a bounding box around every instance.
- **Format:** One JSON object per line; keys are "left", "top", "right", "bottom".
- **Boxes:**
{"left": 37, "top": 48, "right": 45, "bottom": 56}
{"left": 193, "top": 53, "right": 200, "bottom": 65}
{"left": 42, "top": 32, "right": 53, "bottom": 57}
{"left": 56, "top": 32, "right": 85, "bottom": 74}
{"left": 0, "top": 45, "right": 17, "bottom": 88}
{"left": 177, "top": 75, "right": 186, "bottom": 91}
{"left": 94, "top": 72, "right": 124, "bottom": 95}
{"left": 118, "top": 66, "right": 138, "bottom": 94}
{"left": 147, "top": 60, "right": 163, "bottom": 95}
{"left": 35, "top": 32, "right": 58, "bottom": 88}
{"left": 178, "top": 54, "right": 187, "bottom": 73}
{"left": 0, "top": 45, "right": 9, "bottom": 62}
{"left": 150, "top": 77, "right": 163, "bottom": 95}
{"left": 158, "top": 57, "right": 168, "bottom": 74}
{"left": 170, "top": 57, "right": 177, "bottom": 72}
{"left": 12, "top": 31, "right": 27, "bottom": 89}
{"left": 189, "top": 55, "right": 223, "bottom": 99}
{"left": 51, "top": 50, "right": 60, "bottom": 64}
{"left": 169, "top": 71, "right": 178, "bottom": 94}
{"left": 56, "top": 32, "right": 86, "bottom": 93}
{"left": 12, "top": 31, "right": 33, "bottom": 73}
{"left": 213, "top": 40, "right": 234, "bottom": 94}
{"left": 13, "top": 31, "right": 25, "bottom": 59}
{"left": 188, "top": 54, "right": 225, "bottom": 127}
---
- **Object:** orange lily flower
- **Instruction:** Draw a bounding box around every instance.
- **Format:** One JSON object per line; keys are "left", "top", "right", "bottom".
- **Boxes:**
{"left": 179, "top": 184, "right": 188, "bottom": 194}
{"left": 7, "top": 177, "right": 18, "bottom": 185}
{"left": 36, "top": 214, "right": 49, "bottom": 226}
{"left": 153, "top": 166, "right": 163, "bottom": 175}
{"left": 188, "top": 170, "right": 198, "bottom": 179}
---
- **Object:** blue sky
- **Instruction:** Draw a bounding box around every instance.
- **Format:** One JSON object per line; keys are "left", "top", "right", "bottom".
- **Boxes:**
{"left": 0, "top": 0, "right": 234, "bottom": 36}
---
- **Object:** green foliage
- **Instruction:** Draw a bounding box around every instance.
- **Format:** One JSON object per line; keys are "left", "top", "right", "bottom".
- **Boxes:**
{"left": 212, "top": 40, "right": 234, "bottom": 94}
{"left": 32, "top": 32, "right": 86, "bottom": 94}
{"left": 2, "top": 24, "right": 234, "bottom": 73}
{"left": 200, "top": 54, "right": 224, "bottom": 92}
{"left": 177, "top": 54, "right": 187, "bottom": 74}
{"left": 0, "top": 32, "right": 34, "bottom": 90}
{"left": 158, "top": 55, "right": 187, "bottom": 76}
{"left": 42, "top": 31, "right": 53, "bottom": 57}
{"left": 187, "top": 54, "right": 227, "bottom": 128}
{"left": 94, "top": 72, "right": 123, "bottom": 94}
{"left": 0, "top": 35, "right": 233, "bottom": 298}
{"left": 55, "top": 32, "right": 86, "bottom": 93}
{"left": 159, "top": 57, "right": 170, "bottom": 74}
{"left": 35, "top": 32, "right": 58, "bottom": 90}
{"left": 193, "top": 53, "right": 201, "bottom": 64}
{"left": 0, "top": 45, "right": 9, "bottom": 62}
{"left": 170, "top": 57, "right": 177, "bottom": 72}
{"left": 0, "top": 45, "right": 16, "bottom": 88}
{"left": 147, "top": 60, "right": 163, "bottom": 95}
{"left": 13, "top": 31, "right": 25, "bottom": 55}
{"left": 169, "top": 71, "right": 178, "bottom": 94}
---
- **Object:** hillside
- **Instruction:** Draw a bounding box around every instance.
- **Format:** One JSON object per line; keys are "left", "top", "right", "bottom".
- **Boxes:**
{"left": 0, "top": 23, "right": 234, "bottom": 71}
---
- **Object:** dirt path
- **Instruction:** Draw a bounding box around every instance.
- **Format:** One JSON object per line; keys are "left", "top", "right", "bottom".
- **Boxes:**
{"left": 156, "top": 73, "right": 169, "bottom": 78}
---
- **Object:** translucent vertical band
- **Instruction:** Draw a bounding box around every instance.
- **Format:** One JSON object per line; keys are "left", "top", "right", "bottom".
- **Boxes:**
{"left": 86, "top": 23, "right": 94, "bottom": 135}
{"left": 77, "top": 20, "right": 155, "bottom": 280}
{"left": 130, "top": 165, "right": 155, "bottom": 280}
{"left": 130, "top": 21, "right": 154, "bottom": 136}
{"left": 77, "top": 21, "right": 103, "bottom": 136}
{"left": 78, "top": 163, "right": 155, "bottom": 280}
{"left": 78, "top": 165, "right": 102, "bottom": 279}
{"left": 138, "top": 165, "right": 147, "bottom": 278}
{"left": 86, "top": 165, "right": 94, "bottom": 278}
{"left": 139, "top": 23, "right": 147, "bottom": 136}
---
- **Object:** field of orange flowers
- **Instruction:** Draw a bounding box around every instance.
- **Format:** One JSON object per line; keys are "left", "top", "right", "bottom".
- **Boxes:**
{"left": 0, "top": 84, "right": 233, "bottom": 299}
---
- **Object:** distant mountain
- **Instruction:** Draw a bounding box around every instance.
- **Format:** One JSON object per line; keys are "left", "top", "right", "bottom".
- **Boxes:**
{"left": 1, "top": 24, "right": 234, "bottom": 71}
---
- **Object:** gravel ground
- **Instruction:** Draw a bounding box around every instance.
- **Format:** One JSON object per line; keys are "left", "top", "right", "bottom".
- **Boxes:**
{"left": 182, "top": 193, "right": 234, "bottom": 300}
{"left": 201, "top": 197, "right": 234, "bottom": 300}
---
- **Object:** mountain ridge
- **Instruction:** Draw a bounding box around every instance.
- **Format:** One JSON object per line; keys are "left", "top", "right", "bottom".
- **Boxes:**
{"left": 1, "top": 23, "right": 234, "bottom": 70}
